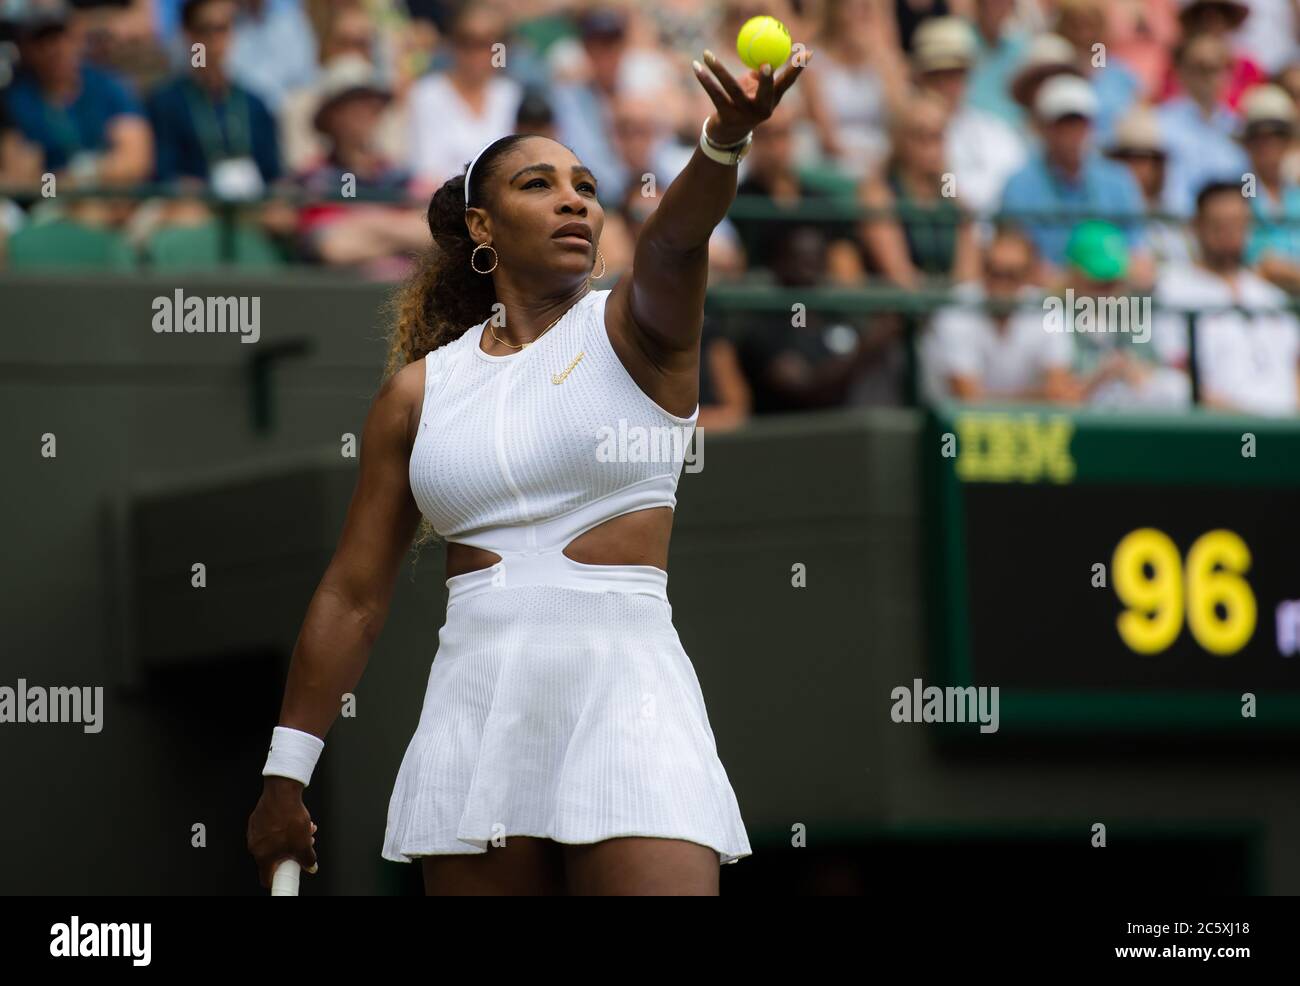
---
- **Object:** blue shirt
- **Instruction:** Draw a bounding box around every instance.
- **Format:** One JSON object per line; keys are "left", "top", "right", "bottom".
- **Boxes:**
{"left": 146, "top": 75, "right": 281, "bottom": 183}
{"left": 227, "top": 0, "right": 319, "bottom": 112}
{"left": 966, "top": 27, "right": 1030, "bottom": 127}
{"left": 999, "top": 150, "right": 1147, "bottom": 264}
{"left": 152, "top": 0, "right": 186, "bottom": 45}
{"left": 1086, "top": 62, "right": 1141, "bottom": 144}
{"left": 1157, "top": 97, "right": 1250, "bottom": 217}
{"left": 1246, "top": 181, "right": 1300, "bottom": 263}
{"left": 2, "top": 64, "right": 143, "bottom": 171}
{"left": 551, "top": 82, "right": 631, "bottom": 209}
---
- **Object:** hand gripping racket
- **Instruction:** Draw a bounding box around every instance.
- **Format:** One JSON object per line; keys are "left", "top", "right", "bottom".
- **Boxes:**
{"left": 271, "top": 859, "right": 301, "bottom": 896}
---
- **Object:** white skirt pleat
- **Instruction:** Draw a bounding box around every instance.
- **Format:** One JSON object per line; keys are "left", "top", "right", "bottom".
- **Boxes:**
{"left": 381, "top": 583, "right": 753, "bottom": 866}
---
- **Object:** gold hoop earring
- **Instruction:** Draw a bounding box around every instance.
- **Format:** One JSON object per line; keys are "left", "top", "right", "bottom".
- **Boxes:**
{"left": 589, "top": 247, "right": 607, "bottom": 281}
{"left": 470, "top": 243, "right": 498, "bottom": 274}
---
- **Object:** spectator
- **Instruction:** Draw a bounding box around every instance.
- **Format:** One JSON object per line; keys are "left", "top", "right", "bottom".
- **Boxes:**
{"left": 278, "top": 3, "right": 408, "bottom": 173}
{"left": 1008, "top": 32, "right": 1084, "bottom": 116}
{"left": 1106, "top": 0, "right": 1180, "bottom": 99}
{"left": 1054, "top": 220, "right": 1191, "bottom": 408}
{"left": 547, "top": 3, "right": 681, "bottom": 210}
{"left": 601, "top": 185, "right": 742, "bottom": 280}
{"left": 0, "top": 85, "right": 44, "bottom": 192}
{"left": 408, "top": 1, "right": 521, "bottom": 193}
{"left": 909, "top": 15, "right": 1026, "bottom": 216}
{"left": 798, "top": 0, "right": 908, "bottom": 180}
{"left": 1158, "top": 0, "right": 1264, "bottom": 109}
{"left": 146, "top": 0, "right": 281, "bottom": 194}
{"left": 1055, "top": 0, "right": 1142, "bottom": 142}
{"left": 1, "top": 0, "right": 152, "bottom": 187}
{"left": 738, "top": 224, "right": 898, "bottom": 413}
{"left": 1103, "top": 105, "right": 1194, "bottom": 265}
{"left": 514, "top": 85, "right": 558, "bottom": 142}
{"left": 1273, "top": 61, "right": 1300, "bottom": 181}
{"left": 1153, "top": 180, "right": 1300, "bottom": 414}
{"left": 730, "top": 99, "right": 865, "bottom": 283}
{"left": 694, "top": 315, "right": 753, "bottom": 431}
{"left": 602, "top": 89, "right": 688, "bottom": 202}
{"left": 1236, "top": 83, "right": 1300, "bottom": 292}
{"left": 0, "top": 96, "right": 41, "bottom": 245}
{"left": 999, "top": 74, "right": 1150, "bottom": 279}
{"left": 1157, "top": 32, "right": 1250, "bottom": 217}
{"left": 920, "top": 226, "right": 1077, "bottom": 403}
{"left": 964, "top": 0, "right": 1032, "bottom": 126}
{"left": 859, "top": 88, "right": 978, "bottom": 288}
{"left": 293, "top": 54, "right": 427, "bottom": 275}
{"left": 227, "top": 0, "right": 319, "bottom": 112}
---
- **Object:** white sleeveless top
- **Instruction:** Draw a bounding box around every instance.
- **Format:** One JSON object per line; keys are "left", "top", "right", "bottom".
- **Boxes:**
{"left": 409, "top": 288, "right": 699, "bottom": 556}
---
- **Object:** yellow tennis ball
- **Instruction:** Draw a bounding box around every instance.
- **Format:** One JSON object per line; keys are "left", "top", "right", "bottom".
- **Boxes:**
{"left": 737, "top": 15, "right": 791, "bottom": 72}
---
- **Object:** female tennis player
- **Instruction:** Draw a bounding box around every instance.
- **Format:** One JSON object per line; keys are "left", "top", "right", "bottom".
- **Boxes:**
{"left": 246, "top": 48, "right": 808, "bottom": 895}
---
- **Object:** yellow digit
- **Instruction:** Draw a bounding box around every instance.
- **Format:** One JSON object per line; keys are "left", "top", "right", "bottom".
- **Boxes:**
{"left": 1185, "top": 530, "right": 1256, "bottom": 655}
{"left": 1113, "top": 528, "right": 1184, "bottom": 654}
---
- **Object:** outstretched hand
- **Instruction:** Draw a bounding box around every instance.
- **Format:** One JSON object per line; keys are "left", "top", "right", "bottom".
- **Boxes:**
{"left": 691, "top": 47, "right": 811, "bottom": 146}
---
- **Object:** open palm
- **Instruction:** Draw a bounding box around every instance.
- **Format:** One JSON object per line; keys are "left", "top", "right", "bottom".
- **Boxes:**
{"left": 692, "top": 47, "right": 811, "bottom": 145}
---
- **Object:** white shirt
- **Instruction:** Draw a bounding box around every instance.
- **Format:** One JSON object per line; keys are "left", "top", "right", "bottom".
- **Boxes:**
{"left": 1154, "top": 264, "right": 1300, "bottom": 415}
{"left": 922, "top": 283, "right": 1072, "bottom": 401}
{"left": 815, "top": 52, "right": 889, "bottom": 179}
{"left": 1234, "top": 0, "right": 1299, "bottom": 74}
{"left": 408, "top": 74, "right": 523, "bottom": 187}
{"left": 946, "top": 107, "right": 1026, "bottom": 216}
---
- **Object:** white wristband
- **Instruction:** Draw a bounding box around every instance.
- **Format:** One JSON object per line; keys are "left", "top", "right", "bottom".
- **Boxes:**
{"left": 262, "top": 726, "right": 324, "bottom": 786}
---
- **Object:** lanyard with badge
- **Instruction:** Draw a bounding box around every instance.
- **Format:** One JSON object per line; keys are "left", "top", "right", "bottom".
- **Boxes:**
{"left": 183, "top": 78, "right": 264, "bottom": 199}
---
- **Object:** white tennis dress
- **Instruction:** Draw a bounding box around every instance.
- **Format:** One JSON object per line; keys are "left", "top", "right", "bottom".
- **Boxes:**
{"left": 381, "top": 287, "right": 752, "bottom": 865}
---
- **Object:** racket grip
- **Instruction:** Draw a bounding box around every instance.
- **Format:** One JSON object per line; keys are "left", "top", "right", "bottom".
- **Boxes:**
{"left": 271, "top": 859, "right": 301, "bottom": 896}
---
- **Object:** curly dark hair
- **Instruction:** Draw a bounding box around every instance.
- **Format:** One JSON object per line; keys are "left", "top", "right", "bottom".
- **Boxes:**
{"left": 383, "top": 133, "right": 540, "bottom": 554}
{"left": 382, "top": 133, "right": 536, "bottom": 381}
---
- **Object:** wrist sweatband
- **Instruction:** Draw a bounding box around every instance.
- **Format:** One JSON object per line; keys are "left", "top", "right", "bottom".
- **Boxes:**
{"left": 262, "top": 725, "right": 324, "bottom": 786}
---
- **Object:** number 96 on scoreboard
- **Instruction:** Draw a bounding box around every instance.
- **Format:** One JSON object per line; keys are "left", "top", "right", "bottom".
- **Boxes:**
{"left": 925, "top": 407, "right": 1300, "bottom": 731}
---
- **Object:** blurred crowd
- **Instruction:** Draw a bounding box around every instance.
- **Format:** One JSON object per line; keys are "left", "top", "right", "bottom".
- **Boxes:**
{"left": 2, "top": 0, "right": 1299, "bottom": 421}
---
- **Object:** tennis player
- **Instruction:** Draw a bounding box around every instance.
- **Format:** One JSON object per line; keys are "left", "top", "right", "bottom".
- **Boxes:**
{"left": 247, "top": 48, "right": 808, "bottom": 895}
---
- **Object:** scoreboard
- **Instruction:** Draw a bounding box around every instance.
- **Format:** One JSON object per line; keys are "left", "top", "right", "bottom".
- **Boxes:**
{"left": 924, "top": 405, "right": 1300, "bottom": 732}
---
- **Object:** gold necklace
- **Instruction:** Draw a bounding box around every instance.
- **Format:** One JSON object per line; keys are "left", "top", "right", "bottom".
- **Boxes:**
{"left": 489, "top": 291, "right": 587, "bottom": 350}
{"left": 489, "top": 312, "right": 561, "bottom": 350}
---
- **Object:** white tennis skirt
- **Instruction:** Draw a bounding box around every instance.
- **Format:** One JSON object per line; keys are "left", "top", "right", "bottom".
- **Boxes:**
{"left": 381, "top": 550, "right": 753, "bottom": 865}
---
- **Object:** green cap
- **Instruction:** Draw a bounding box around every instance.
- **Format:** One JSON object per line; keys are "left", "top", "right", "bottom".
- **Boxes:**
{"left": 1065, "top": 220, "right": 1129, "bottom": 281}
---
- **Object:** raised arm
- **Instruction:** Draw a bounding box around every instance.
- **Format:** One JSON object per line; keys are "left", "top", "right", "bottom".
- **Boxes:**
{"left": 604, "top": 48, "right": 809, "bottom": 416}
{"left": 246, "top": 359, "right": 425, "bottom": 887}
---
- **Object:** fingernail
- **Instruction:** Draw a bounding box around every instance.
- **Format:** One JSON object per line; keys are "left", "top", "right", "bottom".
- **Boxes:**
{"left": 762, "top": 63, "right": 772, "bottom": 76}
{"left": 703, "top": 49, "right": 714, "bottom": 61}
{"left": 692, "top": 60, "right": 702, "bottom": 73}
{"left": 308, "top": 863, "right": 318, "bottom": 874}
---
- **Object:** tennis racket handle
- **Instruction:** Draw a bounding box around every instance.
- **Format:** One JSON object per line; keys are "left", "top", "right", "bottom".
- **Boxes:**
{"left": 271, "top": 859, "right": 301, "bottom": 896}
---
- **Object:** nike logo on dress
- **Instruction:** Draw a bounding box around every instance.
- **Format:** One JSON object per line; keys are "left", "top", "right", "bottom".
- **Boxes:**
{"left": 552, "top": 351, "right": 585, "bottom": 385}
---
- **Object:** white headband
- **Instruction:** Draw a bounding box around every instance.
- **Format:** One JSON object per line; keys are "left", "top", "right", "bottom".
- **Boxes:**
{"left": 464, "top": 138, "right": 498, "bottom": 207}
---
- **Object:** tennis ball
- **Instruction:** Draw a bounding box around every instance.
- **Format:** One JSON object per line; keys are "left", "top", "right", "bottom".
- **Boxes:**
{"left": 737, "top": 15, "right": 791, "bottom": 72}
